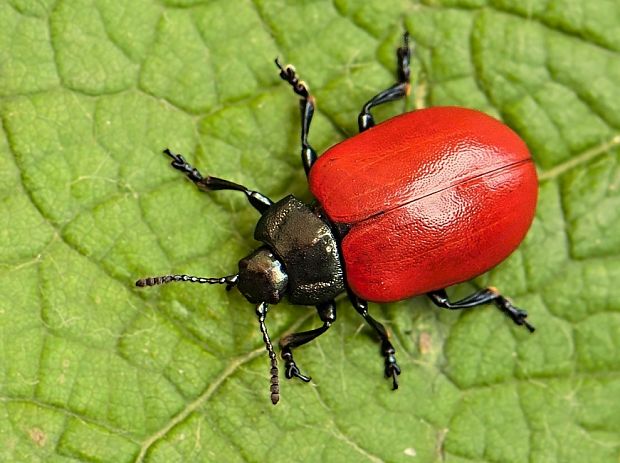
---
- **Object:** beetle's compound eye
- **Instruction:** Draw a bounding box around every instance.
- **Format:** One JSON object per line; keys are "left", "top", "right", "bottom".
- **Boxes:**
{"left": 238, "top": 247, "right": 288, "bottom": 304}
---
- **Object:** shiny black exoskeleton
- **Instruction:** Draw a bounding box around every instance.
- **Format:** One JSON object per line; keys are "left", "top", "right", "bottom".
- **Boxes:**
{"left": 239, "top": 196, "right": 344, "bottom": 305}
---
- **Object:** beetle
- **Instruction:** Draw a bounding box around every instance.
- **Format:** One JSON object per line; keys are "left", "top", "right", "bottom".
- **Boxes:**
{"left": 136, "top": 33, "right": 537, "bottom": 405}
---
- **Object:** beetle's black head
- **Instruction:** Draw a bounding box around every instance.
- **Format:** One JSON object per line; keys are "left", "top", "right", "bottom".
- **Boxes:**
{"left": 237, "top": 247, "right": 288, "bottom": 304}
{"left": 134, "top": 246, "right": 286, "bottom": 405}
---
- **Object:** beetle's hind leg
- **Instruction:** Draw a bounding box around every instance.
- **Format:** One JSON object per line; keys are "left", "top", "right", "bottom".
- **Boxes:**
{"left": 279, "top": 300, "right": 336, "bottom": 383}
{"left": 163, "top": 149, "right": 273, "bottom": 214}
{"left": 358, "top": 32, "right": 411, "bottom": 132}
{"left": 348, "top": 292, "right": 401, "bottom": 390}
{"left": 275, "top": 59, "right": 317, "bottom": 177}
{"left": 428, "top": 288, "right": 535, "bottom": 332}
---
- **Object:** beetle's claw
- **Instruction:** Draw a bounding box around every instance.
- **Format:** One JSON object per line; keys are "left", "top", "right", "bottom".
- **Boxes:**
{"left": 281, "top": 349, "right": 311, "bottom": 381}
{"left": 274, "top": 57, "right": 285, "bottom": 72}
{"left": 382, "top": 343, "right": 401, "bottom": 390}
{"left": 162, "top": 149, "right": 204, "bottom": 182}
{"left": 164, "top": 149, "right": 186, "bottom": 168}
{"left": 274, "top": 58, "right": 294, "bottom": 80}
{"left": 524, "top": 319, "right": 536, "bottom": 333}
{"left": 285, "top": 362, "right": 311, "bottom": 382}
{"left": 163, "top": 148, "right": 182, "bottom": 164}
{"left": 274, "top": 59, "right": 309, "bottom": 98}
{"left": 385, "top": 360, "right": 401, "bottom": 390}
{"left": 516, "top": 310, "right": 536, "bottom": 333}
{"left": 501, "top": 300, "right": 536, "bottom": 333}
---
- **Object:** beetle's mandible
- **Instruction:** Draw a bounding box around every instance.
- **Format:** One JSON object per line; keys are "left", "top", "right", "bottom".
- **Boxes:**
{"left": 136, "top": 33, "right": 537, "bottom": 405}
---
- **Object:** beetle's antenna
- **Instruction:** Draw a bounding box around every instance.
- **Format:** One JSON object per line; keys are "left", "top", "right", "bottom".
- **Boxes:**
{"left": 255, "top": 302, "right": 280, "bottom": 405}
{"left": 136, "top": 274, "right": 239, "bottom": 291}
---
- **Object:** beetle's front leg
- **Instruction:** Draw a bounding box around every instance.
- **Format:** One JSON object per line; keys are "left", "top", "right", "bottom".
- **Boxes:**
{"left": 275, "top": 60, "right": 317, "bottom": 176}
{"left": 348, "top": 291, "right": 401, "bottom": 389}
{"left": 164, "top": 149, "right": 273, "bottom": 214}
{"left": 279, "top": 300, "right": 336, "bottom": 382}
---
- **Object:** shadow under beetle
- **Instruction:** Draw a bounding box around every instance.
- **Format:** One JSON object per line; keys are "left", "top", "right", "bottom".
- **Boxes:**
{"left": 136, "top": 33, "right": 537, "bottom": 405}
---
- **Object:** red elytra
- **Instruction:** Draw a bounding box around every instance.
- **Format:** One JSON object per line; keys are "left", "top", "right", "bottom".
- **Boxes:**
{"left": 309, "top": 106, "right": 538, "bottom": 302}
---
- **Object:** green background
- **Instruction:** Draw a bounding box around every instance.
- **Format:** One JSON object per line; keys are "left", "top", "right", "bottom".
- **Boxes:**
{"left": 1, "top": 0, "right": 619, "bottom": 462}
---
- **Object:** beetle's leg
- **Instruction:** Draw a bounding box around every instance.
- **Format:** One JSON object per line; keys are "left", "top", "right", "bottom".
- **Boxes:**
{"left": 279, "top": 300, "right": 336, "bottom": 382}
{"left": 427, "top": 288, "right": 535, "bottom": 332}
{"left": 358, "top": 32, "right": 411, "bottom": 132}
{"left": 275, "top": 59, "right": 317, "bottom": 176}
{"left": 348, "top": 291, "right": 401, "bottom": 390}
{"left": 164, "top": 149, "right": 273, "bottom": 214}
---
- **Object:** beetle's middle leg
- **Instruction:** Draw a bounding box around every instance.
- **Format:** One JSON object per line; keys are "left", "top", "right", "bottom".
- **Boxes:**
{"left": 163, "top": 149, "right": 273, "bottom": 214}
{"left": 348, "top": 291, "right": 401, "bottom": 389}
{"left": 358, "top": 32, "right": 411, "bottom": 132}
{"left": 279, "top": 300, "right": 336, "bottom": 382}
{"left": 275, "top": 59, "right": 317, "bottom": 177}
{"left": 427, "top": 288, "right": 535, "bottom": 332}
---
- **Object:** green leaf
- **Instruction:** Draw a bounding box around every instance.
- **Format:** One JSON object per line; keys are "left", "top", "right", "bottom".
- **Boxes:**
{"left": 1, "top": 0, "right": 619, "bottom": 462}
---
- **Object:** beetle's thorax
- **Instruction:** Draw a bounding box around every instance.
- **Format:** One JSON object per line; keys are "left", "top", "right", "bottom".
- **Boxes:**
{"left": 237, "top": 195, "right": 345, "bottom": 305}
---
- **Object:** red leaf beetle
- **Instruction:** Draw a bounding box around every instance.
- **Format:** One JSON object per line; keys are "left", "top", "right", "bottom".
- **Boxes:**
{"left": 137, "top": 33, "right": 537, "bottom": 405}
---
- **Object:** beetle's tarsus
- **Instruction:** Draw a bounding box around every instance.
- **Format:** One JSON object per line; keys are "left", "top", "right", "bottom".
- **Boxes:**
{"left": 396, "top": 31, "right": 411, "bottom": 84}
{"left": 357, "top": 32, "right": 412, "bottom": 132}
{"left": 383, "top": 341, "right": 401, "bottom": 390}
{"left": 386, "top": 361, "right": 401, "bottom": 390}
{"left": 385, "top": 358, "right": 401, "bottom": 391}
{"left": 501, "top": 301, "right": 536, "bottom": 333}
{"left": 163, "top": 148, "right": 204, "bottom": 182}
{"left": 524, "top": 320, "right": 536, "bottom": 333}
{"left": 276, "top": 56, "right": 317, "bottom": 175}
{"left": 290, "top": 367, "right": 311, "bottom": 383}
{"left": 163, "top": 148, "right": 185, "bottom": 168}
{"left": 281, "top": 349, "right": 311, "bottom": 382}
{"left": 275, "top": 59, "right": 309, "bottom": 98}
